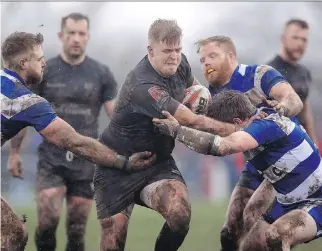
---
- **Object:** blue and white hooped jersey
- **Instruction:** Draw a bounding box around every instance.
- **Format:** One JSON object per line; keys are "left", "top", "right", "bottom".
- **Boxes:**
{"left": 1, "top": 68, "right": 57, "bottom": 145}
{"left": 244, "top": 109, "right": 322, "bottom": 205}
{"left": 209, "top": 64, "right": 285, "bottom": 108}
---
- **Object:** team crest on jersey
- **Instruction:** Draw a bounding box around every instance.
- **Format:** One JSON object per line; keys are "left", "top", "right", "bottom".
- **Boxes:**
{"left": 148, "top": 86, "right": 167, "bottom": 101}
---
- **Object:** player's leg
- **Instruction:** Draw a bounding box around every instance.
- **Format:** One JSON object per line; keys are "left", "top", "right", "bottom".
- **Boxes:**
{"left": 139, "top": 158, "right": 191, "bottom": 251}
{"left": 141, "top": 179, "right": 191, "bottom": 251}
{"left": 220, "top": 163, "right": 263, "bottom": 251}
{"left": 239, "top": 217, "right": 271, "bottom": 251}
{"left": 265, "top": 204, "right": 322, "bottom": 250}
{"left": 99, "top": 205, "right": 134, "bottom": 251}
{"left": 65, "top": 180, "right": 94, "bottom": 251}
{"left": 220, "top": 186, "right": 253, "bottom": 251}
{"left": 93, "top": 164, "right": 156, "bottom": 251}
{"left": 35, "top": 163, "right": 66, "bottom": 251}
{"left": 243, "top": 179, "right": 275, "bottom": 235}
{"left": 1, "top": 197, "right": 28, "bottom": 251}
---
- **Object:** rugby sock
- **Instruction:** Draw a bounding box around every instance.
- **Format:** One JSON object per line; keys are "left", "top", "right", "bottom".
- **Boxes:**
{"left": 154, "top": 223, "right": 188, "bottom": 251}
{"left": 35, "top": 228, "right": 56, "bottom": 251}
{"left": 220, "top": 228, "right": 238, "bottom": 251}
{"left": 66, "top": 242, "right": 84, "bottom": 251}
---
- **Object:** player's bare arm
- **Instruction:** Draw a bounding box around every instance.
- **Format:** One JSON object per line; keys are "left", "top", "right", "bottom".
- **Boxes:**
{"left": 268, "top": 80, "right": 303, "bottom": 117}
{"left": 298, "top": 99, "right": 317, "bottom": 143}
{"left": 173, "top": 104, "right": 237, "bottom": 137}
{"left": 40, "top": 117, "right": 156, "bottom": 171}
{"left": 153, "top": 111, "right": 258, "bottom": 155}
{"left": 7, "top": 128, "right": 27, "bottom": 178}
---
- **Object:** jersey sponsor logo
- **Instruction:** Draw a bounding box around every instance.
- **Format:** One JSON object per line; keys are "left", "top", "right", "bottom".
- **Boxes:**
{"left": 148, "top": 86, "right": 167, "bottom": 102}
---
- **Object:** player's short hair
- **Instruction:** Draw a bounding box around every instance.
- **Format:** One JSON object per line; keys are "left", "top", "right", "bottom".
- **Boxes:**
{"left": 285, "top": 18, "right": 309, "bottom": 29}
{"left": 207, "top": 90, "right": 255, "bottom": 123}
{"left": 1, "top": 32, "right": 44, "bottom": 66}
{"left": 195, "top": 36, "right": 237, "bottom": 55}
{"left": 61, "top": 12, "right": 90, "bottom": 30}
{"left": 148, "top": 19, "right": 182, "bottom": 44}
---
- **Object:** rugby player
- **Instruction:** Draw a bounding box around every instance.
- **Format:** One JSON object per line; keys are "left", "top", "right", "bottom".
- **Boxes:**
{"left": 1, "top": 31, "right": 154, "bottom": 251}
{"left": 94, "top": 19, "right": 249, "bottom": 251}
{"left": 193, "top": 35, "right": 304, "bottom": 251}
{"left": 267, "top": 18, "right": 317, "bottom": 143}
{"left": 7, "top": 13, "right": 119, "bottom": 251}
{"left": 153, "top": 90, "right": 322, "bottom": 251}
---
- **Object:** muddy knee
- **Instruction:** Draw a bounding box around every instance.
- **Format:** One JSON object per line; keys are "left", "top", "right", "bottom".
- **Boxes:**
{"left": 100, "top": 215, "right": 129, "bottom": 251}
{"left": 148, "top": 181, "right": 191, "bottom": 232}
{"left": 167, "top": 203, "right": 191, "bottom": 233}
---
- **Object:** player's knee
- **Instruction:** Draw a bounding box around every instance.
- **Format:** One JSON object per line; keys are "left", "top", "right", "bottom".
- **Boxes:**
{"left": 100, "top": 216, "right": 129, "bottom": 250}
{"left": 167, "top": 200, "right": 191, "bottom": 232}
{"left": 100, "top": 215, "right": 128, "bottom": 236}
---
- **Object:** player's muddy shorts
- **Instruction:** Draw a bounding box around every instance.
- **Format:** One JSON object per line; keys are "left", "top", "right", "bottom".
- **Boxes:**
{"left": 93, "top": 155, "right": 186, "bottom": 219}
{"left": 263, "top": 197, "right": 322, "bottom": 242}
{"left": 36, "top": 157, "right": 94, "bottom": 199}
{"left": 237, "top": 162, "right": 264, "bottom": 191}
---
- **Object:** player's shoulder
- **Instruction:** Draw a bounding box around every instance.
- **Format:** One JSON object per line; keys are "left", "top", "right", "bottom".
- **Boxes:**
{"left": 83, "top": 56, "right": 111, "bottom": 74}
{"left": 45, "top": 55, "right": 61, "bottom": 68}
{"left": 1, "top": 70, "right": 32, "bottom": 99}
{"left": 296, "top": 63, "right": 311, "bottom": 76}
{"left": 262, "top": 110, "right": 295, "bottom": 134}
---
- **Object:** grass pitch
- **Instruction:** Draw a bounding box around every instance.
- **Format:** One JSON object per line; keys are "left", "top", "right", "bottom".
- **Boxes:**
{"left": 11, "top": 201, "right": 321, "bottom": 251}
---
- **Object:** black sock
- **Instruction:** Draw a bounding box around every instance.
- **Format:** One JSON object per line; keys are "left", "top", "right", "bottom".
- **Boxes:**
{"left": 66, "top": 242, "right": 84, "bottom": 251}
{"left": 35, "top": 228, "right": 56, "bottom": 251}
{"left": 220, "top": 228, "right": 238, "bottom": 251}
{"left": 154, "top": 223, "right": 189, "bottom": 251}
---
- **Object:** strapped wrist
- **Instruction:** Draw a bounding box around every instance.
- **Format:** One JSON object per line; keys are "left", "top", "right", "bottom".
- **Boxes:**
{"left": 113, "top": 155, "right": 128, "bottom": 170}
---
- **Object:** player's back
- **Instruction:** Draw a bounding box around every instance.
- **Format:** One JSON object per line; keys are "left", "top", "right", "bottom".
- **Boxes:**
{"left": 101, "top": 54, "right": 192, "bottom": 157}
{"left": 1, "top": 68, "right": 54, "bottom": 146}
{"left": 209, "top": 64, "right": 284, "bottom": 108}
{"left": 244, "top": 109, "right": 322, "bottom": 204}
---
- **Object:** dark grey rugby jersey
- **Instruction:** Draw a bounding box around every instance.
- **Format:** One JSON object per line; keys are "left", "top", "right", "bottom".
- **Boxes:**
{"left": 100, "top": 54, "right": 194, "bottom": 157}
{"left": 267, "top": 55, "right": 312, "bottom": 102}
{"left": 35, "top": 55, "right": 117, "bottom": 172}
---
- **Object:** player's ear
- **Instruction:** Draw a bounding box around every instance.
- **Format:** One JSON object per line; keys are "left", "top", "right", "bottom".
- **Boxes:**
{"left": 232, "top": 118, "right": 243, "bottom": 125}
{"left": 18, "top": 57, "right": 28, "bottom": 70}
{"left": 228, "top": 52, "right": 236, "bottom": 63}
{"left": 57, "top": 31, "right": 63, "bottom": 41}
{"left": 147, "top": 45, "right": 153, "bottom": 57}
{"left": 280, "top": 33, "right": 285, "bottom": 44}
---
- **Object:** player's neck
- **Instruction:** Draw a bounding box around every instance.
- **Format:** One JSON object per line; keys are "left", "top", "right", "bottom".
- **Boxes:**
{"left": 4, "top": 65, "right": 27, "bottom": 83}
{"left": 60, "top": 52, "right": 86, "bottom": 66}
{"left": 279, "top": 49, "right": 298, "bottom": 65}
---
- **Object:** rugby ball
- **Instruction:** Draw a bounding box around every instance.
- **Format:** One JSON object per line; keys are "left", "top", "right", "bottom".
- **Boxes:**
{"left": 182, "top": 85, "right": 212, "bottom": 115}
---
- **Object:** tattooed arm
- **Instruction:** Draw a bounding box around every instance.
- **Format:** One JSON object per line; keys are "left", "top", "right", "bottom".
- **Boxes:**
{"left": 40, "top": 118, "right": 155, "bottom": 171}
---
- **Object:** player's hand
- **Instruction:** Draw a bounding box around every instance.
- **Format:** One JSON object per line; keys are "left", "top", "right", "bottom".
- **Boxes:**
{"left": 152, "top": 111, "right": 180, "bottom": 137}
{"left": 265, "top": 100, "right": 285, "bottom": 116}
{"left": 7, "top": 153, "right": 24, "bottom": 179}
{"left": 126, "top": 151, "right": 157, "bottom": 172}
{"left": 243, "top": 111, "right": 268, "bottom": 128}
